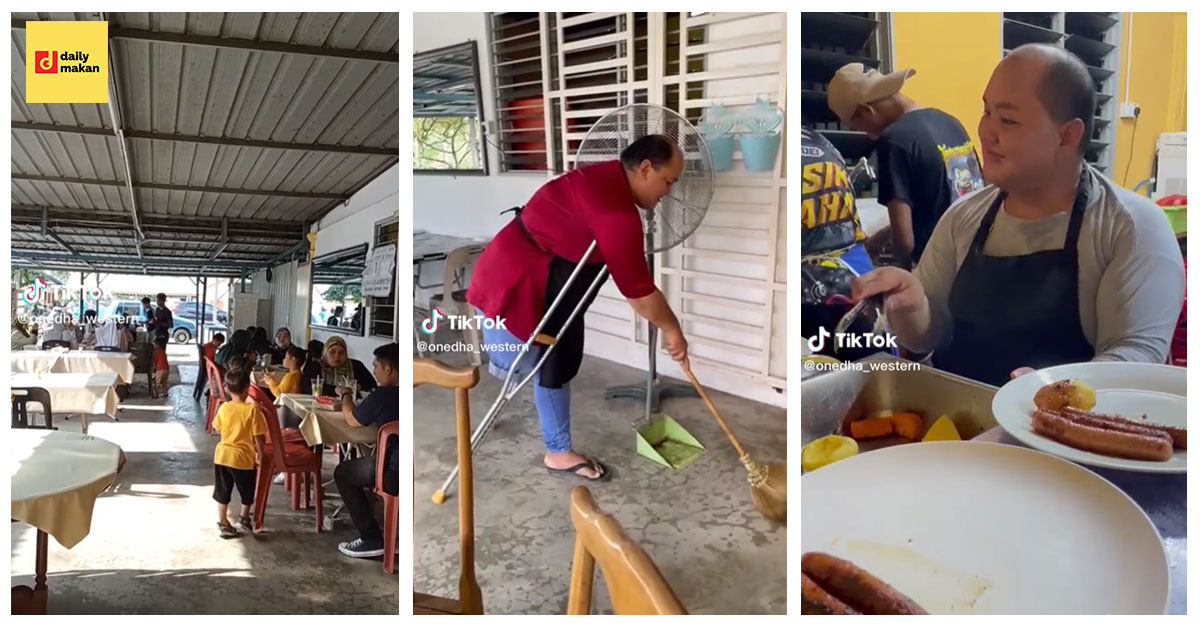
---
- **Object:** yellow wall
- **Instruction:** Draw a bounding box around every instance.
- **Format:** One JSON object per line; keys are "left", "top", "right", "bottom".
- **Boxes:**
{"left": 1113, "top": 12, "right": 1187, "bottom": 188}
{"left": 891, "top": 13, "right": 1002, "bottom": 153}
{"left": 889, "top": 12, "right": 1186, "bottom": 191}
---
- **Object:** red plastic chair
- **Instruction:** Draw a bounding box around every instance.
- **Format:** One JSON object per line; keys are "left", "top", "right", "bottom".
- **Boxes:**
{"left": 248, "top": 383, "right": 308, "bottom": 504}
{"left": 204, "top": 358, "right": 226, "bottom": 434}
{"left": 248, "top": 384, "right": 305, "bottom": 444}
{"left": 251, "top": 395, "right": 324, "bottom": 533}
{"left": 376, "top": 422, "right": 399, "bottom": 574}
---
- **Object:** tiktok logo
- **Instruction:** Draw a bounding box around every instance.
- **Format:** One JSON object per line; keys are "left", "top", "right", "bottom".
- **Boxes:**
{"left": 421, "top": 309, "right": 445, "bottom": 334}
{"left": 22, "top": 277, "right": 47, "bottom": 304}
{"left": 807, "top": 328, "right": 831, "bottom": 353}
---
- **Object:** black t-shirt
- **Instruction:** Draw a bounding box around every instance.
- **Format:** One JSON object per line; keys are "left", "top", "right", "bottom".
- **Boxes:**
{"left": 353, "top": 386, "right": 399, "bottom": 474}
{"left": 153, "top": 305, "right": 173, "bottom": 339}
{"left": 875, "top": 108, "right": 985, "bottom": 262}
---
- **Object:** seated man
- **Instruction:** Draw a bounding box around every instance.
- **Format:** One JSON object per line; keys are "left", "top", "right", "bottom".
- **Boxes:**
{"left": 333, "top": 342, "right": 399, "bottom": 558}
{"left": 800, "top": 126, "right": 884, "bottom": 362}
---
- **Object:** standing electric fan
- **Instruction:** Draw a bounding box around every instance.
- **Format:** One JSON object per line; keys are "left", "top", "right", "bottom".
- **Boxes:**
{"left": 432, "top": 103, "right": 715, "bottom": 503}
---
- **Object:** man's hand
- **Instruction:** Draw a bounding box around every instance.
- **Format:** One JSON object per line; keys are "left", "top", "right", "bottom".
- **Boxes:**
{"left": 851, "top": 266, "right": 926, "bottom": 317}
{"left": 663, "top": 327, "right": 691, "bottom": 372}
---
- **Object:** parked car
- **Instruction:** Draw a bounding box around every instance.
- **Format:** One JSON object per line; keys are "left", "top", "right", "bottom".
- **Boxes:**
{"left": 170, "top": 315, "right": 228, "bottom": 344}
{"left": 174, "top": 300, "right": 227, "bottom": 324}
{"left": 102, "top": 300, "right": 149, "bottom": 326}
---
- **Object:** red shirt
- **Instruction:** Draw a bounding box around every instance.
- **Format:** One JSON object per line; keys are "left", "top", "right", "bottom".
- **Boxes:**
{"left": 154, "top": 348, "right": 169, "bottom": 372}
{"left": 202, "top": 342, "right": 216, "bottom": 363}
{"left": 467, "top": 161, "right": 656, "bottom": 342}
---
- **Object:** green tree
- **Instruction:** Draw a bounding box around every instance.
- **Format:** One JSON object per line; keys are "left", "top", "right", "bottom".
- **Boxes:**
{"left": 413, "top": 117, "right": 478, "bottom": 169}
{"left": 322, "top": 284, "right": 363, "bottom": 303}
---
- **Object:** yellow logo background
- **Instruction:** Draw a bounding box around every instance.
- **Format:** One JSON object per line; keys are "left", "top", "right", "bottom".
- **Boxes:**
{"left": 25, "top": 21, "right": 109, "bottom": 103}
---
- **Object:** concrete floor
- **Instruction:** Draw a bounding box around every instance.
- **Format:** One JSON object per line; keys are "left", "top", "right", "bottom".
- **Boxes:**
{"left": 414, "top": 352, "right": 787, "bottom": 614}
{"left": 11, "top": 347, "right": 399, "bottom": 614}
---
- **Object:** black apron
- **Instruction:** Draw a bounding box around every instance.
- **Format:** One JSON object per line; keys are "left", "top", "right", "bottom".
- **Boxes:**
{"left": 506, "top": 207, "right": 607, "bottom": 389}
{"left": 933, "top": 169, "right": 1094, "bottom": 386}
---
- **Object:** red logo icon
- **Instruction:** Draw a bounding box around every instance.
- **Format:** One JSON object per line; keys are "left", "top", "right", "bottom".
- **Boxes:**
{"left": 35, "top": 50, "right": 57, "bottom": 74}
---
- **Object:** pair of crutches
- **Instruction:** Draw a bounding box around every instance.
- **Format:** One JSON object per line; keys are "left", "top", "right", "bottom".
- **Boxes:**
{"left": 432, "top": 240, "right": 609, "bottom": 504}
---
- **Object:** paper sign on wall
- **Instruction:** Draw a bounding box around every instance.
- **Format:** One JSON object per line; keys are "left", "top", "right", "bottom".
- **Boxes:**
{"left": 363, "top": 244, "right": 397, "bottom": 297}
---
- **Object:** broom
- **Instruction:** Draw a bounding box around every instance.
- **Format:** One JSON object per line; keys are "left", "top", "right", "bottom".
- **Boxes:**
{"left": 684, "top": 368, "right": 786, "bottom": 524}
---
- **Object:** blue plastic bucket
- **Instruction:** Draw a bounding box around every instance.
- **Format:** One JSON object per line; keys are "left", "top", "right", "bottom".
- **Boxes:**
{"left": 705, "top": 135, "right": 735, "bottom": 171}
{"left": 741, "top": 133, "right": 781, "bottom": 171}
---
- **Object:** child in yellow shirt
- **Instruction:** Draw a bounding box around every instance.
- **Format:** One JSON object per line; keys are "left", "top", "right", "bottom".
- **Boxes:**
{"left": 212, "top": 368, "right": 267, "bottom": 538}
{"left": 265, "top": 346, "right": 305, "bottom": 397}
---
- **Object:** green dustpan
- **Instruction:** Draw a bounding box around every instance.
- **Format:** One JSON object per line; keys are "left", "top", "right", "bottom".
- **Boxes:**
{"left": 634, "top": 414, "right": 705, "bottom": 470}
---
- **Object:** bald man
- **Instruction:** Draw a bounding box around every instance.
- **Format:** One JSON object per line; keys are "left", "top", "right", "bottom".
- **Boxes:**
{"left": 851, "top": 44, "right": 1183, "bottom": 386}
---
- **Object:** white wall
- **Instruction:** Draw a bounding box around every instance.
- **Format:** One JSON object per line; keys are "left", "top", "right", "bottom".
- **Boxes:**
{"left": 245, "top": 260, "right": 299, "bottom": 335}
{"left": 307, "top": 162, "right": 400, "bottom": 361}
{"left": 253, "top": 163, "right": 398, "bottom": 361}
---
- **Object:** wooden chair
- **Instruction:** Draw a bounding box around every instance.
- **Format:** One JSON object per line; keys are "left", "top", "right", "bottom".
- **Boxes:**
{"left": 428, "top": 245, "right": 484, "bottom": 366}
{"left": 567, "top": 486, "right": 687, "bottom": 615}
{"left": 413, "top": 357, "right": 483, "bottom": 615}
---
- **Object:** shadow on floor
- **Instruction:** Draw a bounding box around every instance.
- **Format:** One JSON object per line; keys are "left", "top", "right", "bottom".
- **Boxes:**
{"left": 12, "top": 362, "right": 398, "bottom": 614}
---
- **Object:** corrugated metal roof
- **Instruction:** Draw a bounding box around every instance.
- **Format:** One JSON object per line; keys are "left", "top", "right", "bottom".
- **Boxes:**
{"left": 10, "top": 12, "right": 399, "bottom": 276}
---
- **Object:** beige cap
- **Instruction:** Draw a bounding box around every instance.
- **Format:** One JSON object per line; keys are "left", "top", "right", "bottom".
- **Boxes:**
{"left": 827, "top": 63, "right": 916, "bottom": 122}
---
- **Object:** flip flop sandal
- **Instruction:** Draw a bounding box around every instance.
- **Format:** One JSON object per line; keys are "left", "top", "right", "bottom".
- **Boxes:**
{"left": 545, "top": 457, "right": 612, "bottom": 482}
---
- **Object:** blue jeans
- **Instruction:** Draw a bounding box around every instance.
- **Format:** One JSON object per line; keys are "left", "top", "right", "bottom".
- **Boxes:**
{"left": 481, "top": 322, "right": 572, "bottom": 453}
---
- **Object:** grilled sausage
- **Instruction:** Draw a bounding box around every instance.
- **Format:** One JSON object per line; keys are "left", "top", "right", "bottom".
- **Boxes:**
{"left": 1060, "top": 407, "right": 1187, "bottom": 449}
{"left": 1032, "top": 410, "right": 1173, "bottom": 461}
{"left": 1054, "top": 408, "right": 1173, "bottom": 441}
{"left": 802, "top": 552, "right": 928, "bottom": 615}
{"left": 802, "top": 572, "right": 860, "bottom": 615}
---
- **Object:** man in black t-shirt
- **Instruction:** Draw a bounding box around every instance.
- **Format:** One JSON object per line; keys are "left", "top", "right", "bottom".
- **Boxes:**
{"left": 333, "top": 342, "right": 399, "bottom": 559}
{"left": 153, "top": 292, "right": 173, "bottom": 343}
{"left": 828, "top": 63, "right": 985, "bottom": 267}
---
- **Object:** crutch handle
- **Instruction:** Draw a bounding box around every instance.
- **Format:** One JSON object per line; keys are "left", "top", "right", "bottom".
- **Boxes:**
{"left": 535, "top": 333, "right": 557, "bottom": 345}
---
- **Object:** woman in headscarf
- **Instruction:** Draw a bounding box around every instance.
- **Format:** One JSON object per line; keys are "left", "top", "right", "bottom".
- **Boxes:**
{"left": 214, "top": 329, "right": 251, "bottom": 368}
{"left": 268, "top": 327, "right": 293, "bottom": 364}
{"left": 301, "top": 336, "right": 376, "bottom": 396}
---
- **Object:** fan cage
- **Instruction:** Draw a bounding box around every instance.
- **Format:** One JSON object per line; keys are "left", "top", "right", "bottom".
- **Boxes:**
{"left": 576, "top": 104, "right": 714, "bottom": 253}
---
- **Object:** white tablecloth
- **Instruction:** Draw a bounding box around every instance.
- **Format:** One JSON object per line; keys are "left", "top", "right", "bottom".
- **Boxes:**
{"left": 11, "top": 351, "right": 135, "bottom": 385}
{"left": 11, "top": 372, "right": 120, "bottom": 417}
{"left": 11, "top": 430, "right": 126, "bottom": 549}
{"left": 277, "top": 394, "right": 377, "bottom": 446}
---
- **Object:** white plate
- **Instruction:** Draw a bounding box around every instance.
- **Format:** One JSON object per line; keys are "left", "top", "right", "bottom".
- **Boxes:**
{"left": 992, "top": 362, "right": 1186, "bottom": 473}
{"left": 801, "top": 441, "right": 1169, "bottom": 614}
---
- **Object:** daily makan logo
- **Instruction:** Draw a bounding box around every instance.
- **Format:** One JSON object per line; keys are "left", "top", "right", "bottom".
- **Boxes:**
{"left": 25, "top": 21, "right": 109, "bottom": 103}
{"left": 35, "top": 50, "right": 57, "bottom": 73}
{"left": 34, "top": 50, "right": 99, "bottom": 73}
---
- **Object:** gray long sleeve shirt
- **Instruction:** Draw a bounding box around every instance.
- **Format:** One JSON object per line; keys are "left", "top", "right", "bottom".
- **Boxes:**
{"left": 911, "top": 166, "right": 1184, "bottom": 364}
